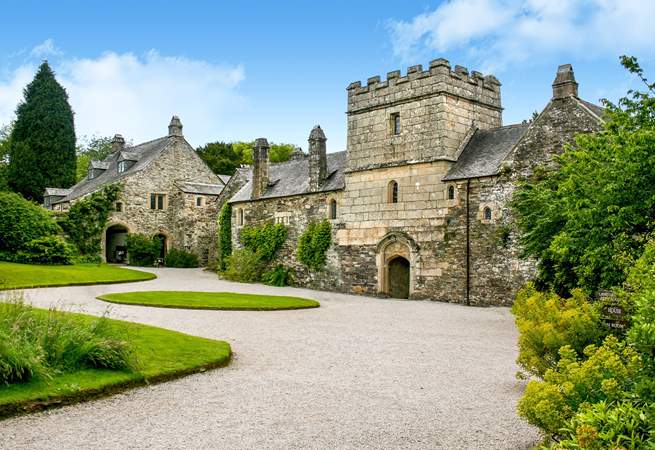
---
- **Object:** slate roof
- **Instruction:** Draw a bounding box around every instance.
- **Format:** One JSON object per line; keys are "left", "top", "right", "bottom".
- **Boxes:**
{"left": 230, "top": 151, "right": 346, "bottom": 203}
{"left": 218, "top": 174, "right": 231, "bottom": 185}
{"left": 89, "top": 161, "right": 110, "bottom": 170}
{"left": 53, "top": 136, "right": 172, "bottom": 204}
{"left": 176, "top": 181, "right": 225, "bottom": 195}
{"left": 44, "top": 187, "right": 72, "bottom": 197}
{"left": 443, "top": 124, "right": 529, "bottom": 181}
{"left": 578, "top": 98, "right": 605, "bottom": 119}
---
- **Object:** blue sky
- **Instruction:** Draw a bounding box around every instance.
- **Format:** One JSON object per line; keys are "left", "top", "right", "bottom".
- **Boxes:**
{"left": 1, "top": 0, "right": 654, "bottom": 151}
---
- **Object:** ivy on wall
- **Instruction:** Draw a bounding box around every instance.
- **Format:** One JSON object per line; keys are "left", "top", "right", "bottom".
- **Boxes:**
{"left": 216, "top": 203, "right": 232, "bottom": 271}
{"left": 297, "top": 220, "right": 332, "bottom": 270}
{"left": 240, "top": 223, "right": 288, "bottom": 262}
{"left": 60, "top": 184, "right": 121, "bottom": 256}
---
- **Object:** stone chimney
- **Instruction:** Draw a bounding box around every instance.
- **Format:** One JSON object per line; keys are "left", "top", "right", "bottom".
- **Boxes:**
{"left": 552, "top": 64, "right": 578, "bottom": 99}
{"left": 251, "top": 138, "right": 270, "bottom": 199}
{"left": 168, "top": 115, "right": 183, "bottom": 137}
{"left": 308, "top": 125, "right": 327, "bottom": 192}
{"left": 111, "top": 134, "right": 125, "bottom": 153}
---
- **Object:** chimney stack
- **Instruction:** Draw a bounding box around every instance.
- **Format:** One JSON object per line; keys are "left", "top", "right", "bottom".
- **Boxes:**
{"left": 552, "top": 64, "right": 578, "bottom": 100}
{"left": 168, "top": 115, "right": 183, "bottom": 137}
{"left": 111, "top": 134, "right": 125, "bottom": 153}
{"left": 251, "top": 138, "right": 270, "bottom": 199}
{"left": 308, "top": 125, "right": 327, "bottom": 192}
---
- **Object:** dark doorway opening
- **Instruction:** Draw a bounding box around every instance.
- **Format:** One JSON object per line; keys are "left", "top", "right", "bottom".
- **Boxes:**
{"left": 106, "top": 225, "right": 128, "bottom": 263}
{"left": 154, "top": 234, "right": 167, "bottom": 259}
{"left": 388, "top": 256, "right": 410, "bottom": 299}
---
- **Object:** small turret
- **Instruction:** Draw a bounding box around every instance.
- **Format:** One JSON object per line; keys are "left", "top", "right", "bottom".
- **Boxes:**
{"left": 308, "top": 125, "right": 327, "bottom": 192}
{"left": 168, "top": 115, "right": 183, "bottom": 137}
{"left": 552, "top": 64, "right": 578, "bottom": 99}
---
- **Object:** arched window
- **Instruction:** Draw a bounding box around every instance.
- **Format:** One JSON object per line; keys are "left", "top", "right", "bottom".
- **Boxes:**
{"left": 238, "top": 208, "right": 244, "bottom": 226}
{"left": 329, "top": 199, "right": 337, "bottom": 219}
{"left": 388, "top": 181, "right": 399, "bottom": 204}
{"left": 484, "top": 207, "right": 492, "bottom": 221}
{"left": 447, "top": 185, "right": 455, "bottom": 200}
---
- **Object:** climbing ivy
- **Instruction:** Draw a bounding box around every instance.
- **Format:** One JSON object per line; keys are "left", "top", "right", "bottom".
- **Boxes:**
{"left": 60, "top": 184, "right": 121, "bottom": 256}
{"left": 240, "top": 222, "right": 287, "bottom": 263}
{"left": 216, "top": 203, "right": 232, "bottom": 271}
{"left": 297, "top": 220, "right": 332, "bottom": 270}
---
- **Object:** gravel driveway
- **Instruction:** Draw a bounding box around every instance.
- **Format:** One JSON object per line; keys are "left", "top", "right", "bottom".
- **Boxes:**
{"left": 0, "top": 267, "right": 540, "bottom": 449}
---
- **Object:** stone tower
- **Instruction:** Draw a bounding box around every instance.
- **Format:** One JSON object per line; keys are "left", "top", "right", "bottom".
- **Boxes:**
{"left": 308, "top": 125, "right": 327, "bottom": 192}
{"left": 251, "top": 138, "right": 270, "bottom": 199}
{"left": 345, "top": 59, "right": 502, "bottom": 171}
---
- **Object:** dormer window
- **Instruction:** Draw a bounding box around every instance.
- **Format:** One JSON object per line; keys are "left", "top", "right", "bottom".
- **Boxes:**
{"left": 118, "top": 160, "right": 127, "bottom": 173}
{"left": 88, "top": 169, "right": 95, "bottom": 180}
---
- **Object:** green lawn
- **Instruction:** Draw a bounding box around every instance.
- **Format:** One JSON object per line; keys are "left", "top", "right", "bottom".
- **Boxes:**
{"left": 0, "top": 309, "right": 231, "bottom": 419}
{"left": 98, "top": 291, "right": 320, "bottom": 310}
{"left": 0, "top": 262, "right": 156, "bottom": 290}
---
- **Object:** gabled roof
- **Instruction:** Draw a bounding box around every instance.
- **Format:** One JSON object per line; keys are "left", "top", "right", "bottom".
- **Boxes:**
{"left": 89, "top": 160, "right": 110, "bottom": 170}
{"left": 443, "top": 124, "right": 529, "bottom": 181}
{"left": 176, "top": 181, "right": 225, "bottom": 195}
{"left": 230, "top": 151, "right": 346, "bottom": 203}
{"left": 118, "top": 151, "right": 139, "bottom": 162}
{"left": 54, "top": 136, "right": 172, "bottom": 204}
{"left": 44, "top": 187, "right": 72, "bottom": 197}
{"left": 577, "top": 98, "right": 605, "bottom": 120}
{"left": 218, "top": 174, "right": 231, "bottom": 185}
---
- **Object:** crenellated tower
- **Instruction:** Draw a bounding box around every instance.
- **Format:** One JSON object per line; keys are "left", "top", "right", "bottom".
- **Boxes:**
{"left": 346, "top": 58, "right": 502, "bottom": 172}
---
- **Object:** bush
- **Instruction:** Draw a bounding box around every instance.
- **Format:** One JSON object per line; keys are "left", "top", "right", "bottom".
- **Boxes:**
{"left": 0, "top": 191, "right": 60, "bottom": 254}
{"left": 15, "top": 236, "right": 75, "bottom": 265}
{"left": 164, "top": 248, "right": 199, "bottom": 268}
{"left": 240, "top": 223, "right": 287, "bottom": 262}
{"left": 262, "top": 264, "right": 293, "bottom": 287}
{"left": 297, "top": 220, "right": 332, "bottom": 270}
{"left": 511, "top": 283, "right": 606, "bottom": 377}
{"left": 217, "top": 203, "right": 232, "bottom": 271}
{"left": 126, "top": 234, "right": 162, "bottom": 267}
{"left": 221, "top": 248, "right": 266, "bottom": 283}
{"left": 0, "top": 296, "right": 135, "bottom": 385}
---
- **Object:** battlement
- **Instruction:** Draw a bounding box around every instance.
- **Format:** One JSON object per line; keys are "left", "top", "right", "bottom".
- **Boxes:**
{"left": 347, "top": 58, "right": 501, "bottom": 114}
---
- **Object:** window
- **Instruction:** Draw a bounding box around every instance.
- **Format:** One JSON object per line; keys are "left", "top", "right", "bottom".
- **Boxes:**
{"left": 388, "top": 180, "right": 399, "bottom": 203}
{"left": 329, "top": 199, "right": 337, "bottom": 219}
{"left": 115, "top": 202, "right": 123, "bottom": 212}
{"left": 88, "top": 169, "right": 95, "bottom": 180}
{"left": 447, "top": 185, "right": 455, "bottom": 200}
{"left": 150, "top": 193, "right": 166, "bottom": 210}
{"left": 484, "top": 207, "right": 492, "bottom": 221}
{"left": 196, "top": 196, "right": 204, "bottom": 207}
{"left": 118, "top": 161, "right": 127, "bottom": 173}
{"left": 237, "top": 208, "right": 244, "bottom": 226}
{"left": 391, "top": 113, "right": 401, "bottom": 135}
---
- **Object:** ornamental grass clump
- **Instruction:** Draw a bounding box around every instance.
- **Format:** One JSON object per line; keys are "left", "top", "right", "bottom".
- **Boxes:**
{"left": 0, "top": 295, "right": 136, "bottom": 386}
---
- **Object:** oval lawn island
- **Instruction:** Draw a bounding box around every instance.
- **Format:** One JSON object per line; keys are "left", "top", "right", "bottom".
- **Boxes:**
{"left": 97, "top": 291, "right": 320, "bottom": 311}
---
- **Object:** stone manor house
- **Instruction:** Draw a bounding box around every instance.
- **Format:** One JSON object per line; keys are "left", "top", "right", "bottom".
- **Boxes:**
{"left": 44, "top": 58, "right": 603, "bottom": 306}
{"left": 227, "top": 60, "right": 603, "bottom": 306}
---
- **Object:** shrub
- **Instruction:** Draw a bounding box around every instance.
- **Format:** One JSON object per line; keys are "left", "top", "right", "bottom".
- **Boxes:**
{"left": 15, "top": 236, "right": 75, "bottom": 265}
{"left": 512, "top": 283, "right": 606, "bottom": 377}
{"left": 0, "top": 191, "right": 60, "bottom": 254}
{"left": 262, "top": 264, "right": 293, "bottom": 287}
{"left": 164, "top": 248, "right": 199, "bottom": 268}
{"left": 216, "top": 203, "right": 232, "bottom": 271}
{"left": 240, "top": 223, "right": 287, "bottom": 262}
{"left": 222, "top": 248, "right": 266, "bottom": 283}
{"left": 126, "top": 233, "right": 162, "bottom": 267}
{"left": 518, "top": 335, "right": 642, "bottom": 434}
{"left": 60, "top": 184, "right": 121, "bottom": 256}
{"left": 0, "top": 296, "right": 135, "bottom": 385}
{"left": 297, "top": 220, "right": 332, "bottom": 270}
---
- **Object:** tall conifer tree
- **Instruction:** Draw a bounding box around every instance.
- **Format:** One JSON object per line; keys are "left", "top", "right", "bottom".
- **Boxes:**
{"left": 8, "top": 61, "right": 76, "bottom": 202}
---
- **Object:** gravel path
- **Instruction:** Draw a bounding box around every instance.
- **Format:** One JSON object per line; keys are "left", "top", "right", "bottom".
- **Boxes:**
{"left": 0, "top": 268, "right": 540, "bottom": 449}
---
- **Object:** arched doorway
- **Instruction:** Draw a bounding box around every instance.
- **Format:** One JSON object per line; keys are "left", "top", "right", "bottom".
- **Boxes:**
{"left": 106, "top": 224, "right": 128, "bottom": 263}
{"left": 388, "top": 256, "right": 410, "bottom": 299}
{"left": 154, "top": 233, "right": 168, "bottom": 259}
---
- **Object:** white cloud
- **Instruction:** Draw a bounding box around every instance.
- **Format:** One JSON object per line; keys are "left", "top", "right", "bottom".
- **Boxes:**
{"left": 388, "top": 0, "right": 655, "bottom": 71}
{"left": 0, "top": 45, "right": 245, "bottom": 147}
{"left": 30, "top": 38, "right": 62, "bottom": 58}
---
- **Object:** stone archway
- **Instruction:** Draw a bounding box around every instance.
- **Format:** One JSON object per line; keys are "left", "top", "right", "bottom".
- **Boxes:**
{"left": 376, "top": 231, "right": 418, "bottom": 299}
{"left": 105, "top": 224, "right": 128, "bottom": 263}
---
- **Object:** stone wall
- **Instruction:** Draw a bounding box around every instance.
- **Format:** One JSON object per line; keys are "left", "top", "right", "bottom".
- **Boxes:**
{"left": 346, "top": 59, "right": 502, "bottom": 172}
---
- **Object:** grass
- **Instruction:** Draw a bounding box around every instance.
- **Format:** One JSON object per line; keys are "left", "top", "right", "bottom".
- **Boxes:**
{"left": 0, "top": 261, "right": 156, "bottom": 290}
{"left": 0, "top": 306, "right": 231, "bottom": 419}
{"left": 97, "top": 291, "right": 320, "bottom": 311}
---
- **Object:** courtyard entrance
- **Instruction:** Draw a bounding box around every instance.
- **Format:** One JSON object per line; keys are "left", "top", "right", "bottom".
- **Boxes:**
{"left": 388, "top": 256, "right": 410, "bottom": 299}
{"left": 106, "top": 224, "right": 128, "bottom": 263}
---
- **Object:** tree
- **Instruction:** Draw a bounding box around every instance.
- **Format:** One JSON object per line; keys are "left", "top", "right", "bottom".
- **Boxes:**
{"left": 0, "top": 123, "right": 12, "bottom": 191}
{"left": 197, "top": 141, "right": 296, "bottom": 176}
{"left": 76, "top": 136, "right": 113, "bottom": 182}
{"left": 512, "top": 56, "right": 655, "bottom": 297}
{"left": 8, "top": 61, "right": 76, "bottom": 202}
